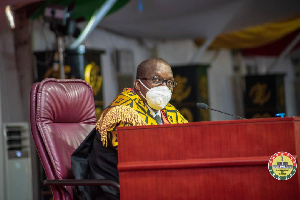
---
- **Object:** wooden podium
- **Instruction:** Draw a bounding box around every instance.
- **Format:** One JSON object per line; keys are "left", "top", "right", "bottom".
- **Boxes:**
{"left": 117, "top": 117, "right": 300, "bottom": 199}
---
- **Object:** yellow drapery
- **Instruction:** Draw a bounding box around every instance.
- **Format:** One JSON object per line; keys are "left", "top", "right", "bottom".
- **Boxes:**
{"left": 194, "top": 16, "right": 300, "bottom": 49}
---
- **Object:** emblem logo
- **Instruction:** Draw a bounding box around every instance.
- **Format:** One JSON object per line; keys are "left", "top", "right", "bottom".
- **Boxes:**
{"left": 84, "top": 62, "right": 102, "bottom": 96}
{"left": 268, "top": 152, "right": 297, "bottom": 180}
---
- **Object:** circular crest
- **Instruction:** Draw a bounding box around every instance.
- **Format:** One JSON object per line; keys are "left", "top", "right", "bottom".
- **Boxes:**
{"left": 268, "top": 152, "right": 297, "bottom": 180}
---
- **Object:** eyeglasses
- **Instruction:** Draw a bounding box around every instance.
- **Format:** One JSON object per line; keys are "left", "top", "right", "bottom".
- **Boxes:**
{"left": 138, "top": 75, "right": 177, "bottom": 88}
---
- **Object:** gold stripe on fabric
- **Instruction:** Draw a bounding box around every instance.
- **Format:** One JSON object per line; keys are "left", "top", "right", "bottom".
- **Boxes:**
{"left": 96, "top": 105, "right": 147, "bottom": 147}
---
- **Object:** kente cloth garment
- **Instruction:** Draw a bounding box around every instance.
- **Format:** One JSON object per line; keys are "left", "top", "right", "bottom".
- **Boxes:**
{"left": 96, "top": 88, "right": 188, "bottom": 149}
{"left": 71, "top": 88, "right": 188, "bottom": 200}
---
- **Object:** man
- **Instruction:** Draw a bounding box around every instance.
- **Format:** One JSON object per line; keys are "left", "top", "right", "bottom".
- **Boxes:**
{"left": 72, "top": 58, "right": 188, "bottom": 200}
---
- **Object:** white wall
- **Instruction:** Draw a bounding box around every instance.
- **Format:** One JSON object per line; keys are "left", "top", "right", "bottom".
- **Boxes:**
{"left": 0, "top": 17, "right": 297, "bottom": 200}
{"left": 83, "top": 28, "right": 152, "bottom": 106}
{"left": 0, "top": 14, "right": 17, "bottom": 200}
{"left": 32, "top": 21, "right": 239, "bottom": 119}
{"left": 32, "top": 21, "right": 153, "bottom": 106}
{"left": 0, "top": 13, "right": 24, "bottom": 200}
{"left": 243, "top": 56, "right": 297, "bottom": 117}
{"left": 157, "top": 40, "right": 237, "bottom": 121}
{"left": 158, "top": 40, "right": 299, "bottom": 120}
{"left": 1, "top": 13, "right": 36, "bottom": 200}
{"left": 32, "top": 22, "right": 299, "bottom": 120}
{"left": 0, "top": 16, "right": 4, "bottom": 198}
{"left": 0, "top": 18, "right": 25, "bottom": 123}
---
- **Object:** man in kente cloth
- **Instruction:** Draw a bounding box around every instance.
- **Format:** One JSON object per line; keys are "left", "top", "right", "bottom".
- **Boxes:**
{"left": 72, "top": 57, "right": 188, "bottom": 200}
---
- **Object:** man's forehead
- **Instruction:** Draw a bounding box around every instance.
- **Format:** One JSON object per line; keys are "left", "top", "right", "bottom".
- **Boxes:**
{"left": 145, "top": 61, "right": 172, "bottom": 74}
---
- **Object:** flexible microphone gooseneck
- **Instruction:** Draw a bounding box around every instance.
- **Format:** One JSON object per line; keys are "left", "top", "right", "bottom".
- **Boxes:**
{"left": 197, "top": 103, "right": 246, "bottom": 120}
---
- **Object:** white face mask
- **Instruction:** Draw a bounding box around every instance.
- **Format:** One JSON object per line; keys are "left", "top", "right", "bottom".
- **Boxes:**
{"left": 138, "top": 80, "right": 172, "bottom": 110}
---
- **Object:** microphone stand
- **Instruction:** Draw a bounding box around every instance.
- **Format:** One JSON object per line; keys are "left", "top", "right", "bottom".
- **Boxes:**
{"left": 197, "top": 103, "right": 246, "bottom": 120}
{"left": 208, "top": 107, "right": 246, "bottom": 119}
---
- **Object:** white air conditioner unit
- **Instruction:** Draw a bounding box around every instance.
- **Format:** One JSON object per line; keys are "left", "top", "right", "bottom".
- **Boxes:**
{"left": 3, "top": 123, "right": 32, "bottom": 200}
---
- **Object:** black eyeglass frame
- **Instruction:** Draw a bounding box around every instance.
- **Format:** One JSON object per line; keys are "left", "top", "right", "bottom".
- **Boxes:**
{"left": 138, "top": 75, "right": 177, "bottom": 88}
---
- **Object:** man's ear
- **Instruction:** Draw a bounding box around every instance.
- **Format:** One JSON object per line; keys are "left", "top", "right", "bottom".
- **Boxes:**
{"left": 134, "top": 79, "right": 140, "bottom": 91}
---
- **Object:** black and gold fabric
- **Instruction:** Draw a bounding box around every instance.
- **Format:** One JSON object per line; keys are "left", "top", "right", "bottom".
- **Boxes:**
{"left": 244, "top": 74, "right": 285, "bottom": 118}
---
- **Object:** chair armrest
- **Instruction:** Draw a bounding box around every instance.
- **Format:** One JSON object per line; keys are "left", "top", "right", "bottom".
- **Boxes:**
{"left": 44, "top": 179, "right": 120, "bottom": 190}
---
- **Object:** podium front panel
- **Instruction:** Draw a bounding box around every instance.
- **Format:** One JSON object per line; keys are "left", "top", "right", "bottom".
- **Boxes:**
{"left": 117, "top": 117, "right": 300, "bottom": 199}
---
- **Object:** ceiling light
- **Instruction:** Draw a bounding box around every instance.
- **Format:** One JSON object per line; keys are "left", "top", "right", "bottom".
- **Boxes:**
{"left": 5, "top": 6, "right": 15, "bottom": 29}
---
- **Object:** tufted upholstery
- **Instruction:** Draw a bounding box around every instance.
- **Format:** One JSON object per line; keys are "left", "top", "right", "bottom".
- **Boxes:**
{"left": 30, "top": 78, "right": 97, "bottom": 200}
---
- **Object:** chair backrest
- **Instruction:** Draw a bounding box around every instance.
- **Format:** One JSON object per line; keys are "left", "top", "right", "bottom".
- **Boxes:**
{"left": 30, "top": 78, "right": 97, "bottom": 200}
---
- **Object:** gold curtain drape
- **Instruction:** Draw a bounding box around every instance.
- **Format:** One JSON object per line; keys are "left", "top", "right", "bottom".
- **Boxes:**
{"left": 194, "top": 16, "right": 300, "bottom": 49}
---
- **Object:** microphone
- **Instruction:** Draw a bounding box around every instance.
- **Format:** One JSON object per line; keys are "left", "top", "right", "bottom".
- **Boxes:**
{"left": 197, "top": 103, "right": 246, "bottom": 120}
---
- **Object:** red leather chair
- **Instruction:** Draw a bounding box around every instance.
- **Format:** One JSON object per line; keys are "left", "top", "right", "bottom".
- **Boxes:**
{"left": 30, "top": 78, "right": 119, "bottom": 200}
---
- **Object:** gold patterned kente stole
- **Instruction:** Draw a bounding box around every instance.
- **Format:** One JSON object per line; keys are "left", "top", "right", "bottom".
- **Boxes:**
{"left": 96, "top": 88, "right": 188, "bottom": 148}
